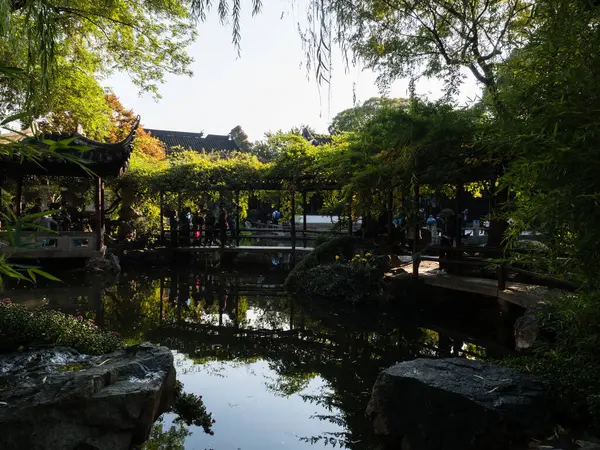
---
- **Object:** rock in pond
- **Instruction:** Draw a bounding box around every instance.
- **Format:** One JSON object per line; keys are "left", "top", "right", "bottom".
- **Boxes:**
{"left": 0, "top": 343, "right": 175, "bottom": 450}
{"left": 85, "top": 252, "right": 121, "bottom": 273}
{"left": 366, "top": 358, "right": 550, "bottom": 450}
{"left": 514, "top": 307, "right": 539, "bottom": 351}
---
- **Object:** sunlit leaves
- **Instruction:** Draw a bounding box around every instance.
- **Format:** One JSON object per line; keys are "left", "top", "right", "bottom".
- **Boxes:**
{"left": 299, "top": 0, "right": 535, "bottom": 97}
{"left": 493, "top": 0, "right": 600, "bottom": 282}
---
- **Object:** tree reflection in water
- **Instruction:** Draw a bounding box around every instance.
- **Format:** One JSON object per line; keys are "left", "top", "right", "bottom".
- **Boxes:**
{"left": 33, "top": 267, "right": 511, "bottom": 449}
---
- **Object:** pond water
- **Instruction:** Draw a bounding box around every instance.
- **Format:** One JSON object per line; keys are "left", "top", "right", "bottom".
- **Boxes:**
{"left": 4, "top": 267, "right": 516, "bottom": 450}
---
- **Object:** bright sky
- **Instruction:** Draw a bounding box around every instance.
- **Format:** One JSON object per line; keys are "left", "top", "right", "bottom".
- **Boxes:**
{"left": 107, "top": 0, "right": 482, "bottom": 142}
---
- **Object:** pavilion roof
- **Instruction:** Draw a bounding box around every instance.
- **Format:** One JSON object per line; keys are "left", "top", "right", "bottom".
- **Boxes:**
{"left": 0, "top": 117, "right": 140, "bottom": 178}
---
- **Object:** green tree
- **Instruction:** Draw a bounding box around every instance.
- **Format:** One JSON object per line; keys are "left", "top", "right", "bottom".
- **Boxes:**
{"left": 230, "top": 125, "right": 252, "bottom": 152}
{"left": 493, "top": 0, "right": 600, "bottom": 282}
{"left": 1, "top": 0, "right": 197, "bottom": 116}
{"left": 329, "top": 97, "right": 409, "bottom": 134}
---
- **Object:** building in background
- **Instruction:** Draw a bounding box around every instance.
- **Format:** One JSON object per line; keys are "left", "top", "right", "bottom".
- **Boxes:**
{"left": 145, "top": 129, "right": 240, "bottom": 154}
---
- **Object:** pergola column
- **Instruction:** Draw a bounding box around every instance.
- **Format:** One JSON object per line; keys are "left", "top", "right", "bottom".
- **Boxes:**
{"left": 15, "top": 175, "right": 23, "bottom": 216}
{"left": 290, "top": 189, "right": 296, "bottom": 266}
{"left": 455, "top": 184, "right": 463, "bottom": 248}
{"left": 387, "top": 189, "right": 394, "bottom": 242}
{"left": 100, "top": 180, "right": 105, "bottom": 232}
{"left": 159, "top": 190, "right": 164, "bottom": 245}
{"left": 412, "top": 179, "right": 420, "bottom": 277}
{"left": 347, "top": 194, "right": 353, "bottom": 235}
{"left": 0, "top": 173, "right": 4, "bottom": 225}
{"left": 302, "top": 191, "right": 307, "bottom": 248}
{"left": 94, "top": 177, "right": 103, "bottom": 251}
{"left": 235, "top": 190, "right": 240, "bottom": 246}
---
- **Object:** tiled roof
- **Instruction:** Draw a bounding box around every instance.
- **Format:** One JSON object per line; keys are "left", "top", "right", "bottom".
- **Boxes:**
{"left": 1, "top": 117, "right": 140, "bottom": 177}
{"left": 146, "top": 129, "right": 240, "bottom": 153}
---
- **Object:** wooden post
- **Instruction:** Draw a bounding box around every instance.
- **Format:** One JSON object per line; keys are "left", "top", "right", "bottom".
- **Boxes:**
{"left": 0, "top": 173, "right": 3, "bottom": 221}
{"left": 94, "top": 177, "right": 103, "bottom": 251}
{"left": 159, "top": 276, "right": 164, "bottom": 321}
{"left": 387, "top": 189, "right": 394, "bottom": 243}
{"left": 497, "top": 261, "right": 507, "bottom": 291}
{"left": 302, "top": 191, "right": 307, "bottom": 248}
{"left": 100, "top": 180, "right": 105, "bottom": 246}
{"left": 159, "top": 190, "right": 165, "bottom": 245}
{"left": 455, "top": 184, "right": 463, "bottom": 248}
{"left": 348, "top": 194, "right": 353, "bottom": 235}
{"left": 235, "top": 190, "right": 240, "bottom": 247}
{"left": 412, "top": 180, "right": 420, "bottom": 277}
{"left": 291, "top": 190, "right": 296, "bottom": 266}
{"left": 15, "top": 175, "right": 23, "bottom": 216}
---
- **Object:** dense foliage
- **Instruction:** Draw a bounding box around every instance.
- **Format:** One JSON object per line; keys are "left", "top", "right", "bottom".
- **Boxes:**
{"left": 284, "top": 236, "right": 356, "bottom": 290}
{"left": 505, "top": 292, "right": 600, "bottom": 431}
{"left": 296, "top": 260, "right": 383, "bottom": 304}
{"left": 0, "top": 298, "right": 122, "bottom": 354}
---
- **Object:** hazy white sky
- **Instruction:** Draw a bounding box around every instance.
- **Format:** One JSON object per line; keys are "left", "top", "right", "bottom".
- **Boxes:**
{"left": 107, "top": 0, "right": 482, "bottom": 141}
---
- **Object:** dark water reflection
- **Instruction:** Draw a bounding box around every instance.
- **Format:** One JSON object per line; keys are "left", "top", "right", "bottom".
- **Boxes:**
{"left": 5, "top": 268, "right": 516, "bottom": 450}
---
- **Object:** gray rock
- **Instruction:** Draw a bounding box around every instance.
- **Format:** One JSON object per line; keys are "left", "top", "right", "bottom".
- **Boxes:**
{"left": 581, "top": 442, "right": 600, "bottom": 450}
{"left": 86, "top": 252, "right": 121, "bottom": 273}
{"left": 514, "top": 308, "right": 539, "bottom": 351}
{"left": 0, "top": 343, "right": 175, "bottom": 450}
{"left": 366, "top": 358, "right": 551, "bottom": 450}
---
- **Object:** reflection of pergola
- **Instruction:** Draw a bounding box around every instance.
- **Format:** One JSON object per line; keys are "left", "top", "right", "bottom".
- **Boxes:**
{"left": 0, "top": 119, "right": 139, "bottom": 258}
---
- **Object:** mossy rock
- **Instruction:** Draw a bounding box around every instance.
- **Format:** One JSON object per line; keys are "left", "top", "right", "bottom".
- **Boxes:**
{"left": 285, "top": 236, "right": 355, "bottom": 289}
{"left": 294, "top": 262, "right": 382, "bottom": 304}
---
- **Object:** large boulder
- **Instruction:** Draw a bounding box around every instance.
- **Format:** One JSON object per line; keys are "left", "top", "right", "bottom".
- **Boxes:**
{"left": 0, "top": 343, "right": 175, "bottom": 450}
{"left": 366, "top": 358, "right": 550, "bottom": 450}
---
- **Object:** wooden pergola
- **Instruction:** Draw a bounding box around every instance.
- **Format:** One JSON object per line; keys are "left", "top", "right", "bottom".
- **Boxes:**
{"left": 156, "top": 179, "right": 349, "bottom": 263}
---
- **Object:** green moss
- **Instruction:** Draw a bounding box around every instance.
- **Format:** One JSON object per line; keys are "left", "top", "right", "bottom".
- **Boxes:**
{"left": 56, "top": 363, "right": 88, "bottom": 372}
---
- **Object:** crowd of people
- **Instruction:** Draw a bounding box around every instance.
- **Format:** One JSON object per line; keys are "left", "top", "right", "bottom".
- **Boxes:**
{"left": 2, "top": 197, "right": 93, "bottom": 233}
{"left": 168, "top": 203, "right": 237, "bottom": 248}
{"left": 358, "top": 206, "right": 488, "bottom": 252}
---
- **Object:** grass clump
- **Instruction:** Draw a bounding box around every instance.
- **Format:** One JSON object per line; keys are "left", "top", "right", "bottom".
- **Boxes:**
{"left": 0, "top": 298, "right": 123, "bottom": 355}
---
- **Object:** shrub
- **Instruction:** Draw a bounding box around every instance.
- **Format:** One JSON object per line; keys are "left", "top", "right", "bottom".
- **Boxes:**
{"left": 0, "top": 299, "right": 123, "bottom": 355}
{"left": 502, "top": 291, "right": 600, "bottom": 431}
{"left": 295, "top": 261, "right": 382, "bottom": 304}
{"left": 285, "top": 236, "right": 355, "bottom": 289}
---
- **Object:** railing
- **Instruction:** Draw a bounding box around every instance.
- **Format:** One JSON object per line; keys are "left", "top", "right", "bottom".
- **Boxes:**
{"left": 159, "top": 224, "right": 352, "bottom": 248}
{"left": 418, "top": 245, "right": 578, "bottom": 293}
{"left": 0, "top": 231, "right": 100, "bottom": 257}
